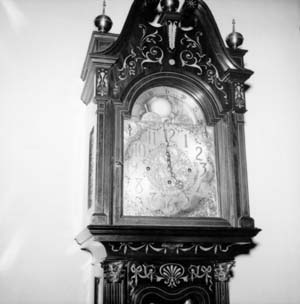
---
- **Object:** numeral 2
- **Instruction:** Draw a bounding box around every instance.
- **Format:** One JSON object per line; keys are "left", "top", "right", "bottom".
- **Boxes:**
{"left": 168, "top": 129, "right": 175, "bottom": 141}
{"left": 196, "top": 146, "right": 203, "bottom": 160}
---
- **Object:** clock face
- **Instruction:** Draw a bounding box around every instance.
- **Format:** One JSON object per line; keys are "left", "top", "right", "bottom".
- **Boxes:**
{"left": 123, "top": 86, "right": 219, "bottom": 218}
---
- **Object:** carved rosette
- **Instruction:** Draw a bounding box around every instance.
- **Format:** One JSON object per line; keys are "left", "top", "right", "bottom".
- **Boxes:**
{"left": 233, "top": 82, "right": 246, "bottom": 113}
{"left": 214, "top": 261, "right": 235, "bottom": 282}
{"left": 96, "top": 68, "right": 109, "bottom": 97}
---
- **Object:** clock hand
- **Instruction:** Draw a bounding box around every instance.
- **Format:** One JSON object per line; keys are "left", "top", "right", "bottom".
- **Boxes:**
{"left": 162, "top": 122, "right": 184, "bottom": 190}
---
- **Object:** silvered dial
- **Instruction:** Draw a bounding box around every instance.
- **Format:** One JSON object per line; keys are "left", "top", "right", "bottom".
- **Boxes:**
{"left": 123, "top": 86, "right": 219, "bottom": 217}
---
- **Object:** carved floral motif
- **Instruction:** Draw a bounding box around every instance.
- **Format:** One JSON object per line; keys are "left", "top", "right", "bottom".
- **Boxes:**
{"left": 160, "top": 264, "right": 187, "bottom": 288}
{"left": 96, "top": 68, "right": 109, "bottom": 97}
{"left": 129, "top": 262, "right": 213, "bottom": 296}
{"left": 105, "top": 261, "right": 125, "bottom": 283}
{"left": 234, "top": 82, "right": 246, "bottom": 112}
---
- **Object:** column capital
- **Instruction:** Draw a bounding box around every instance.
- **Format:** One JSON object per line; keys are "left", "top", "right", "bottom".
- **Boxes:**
{"left": 214, "top": 261, "right": 235, "bottom": 282}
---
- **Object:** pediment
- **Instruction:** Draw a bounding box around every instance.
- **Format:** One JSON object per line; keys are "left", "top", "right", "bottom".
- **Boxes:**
{"left": 82, "top": 0, "right": 253, "bottom": 113}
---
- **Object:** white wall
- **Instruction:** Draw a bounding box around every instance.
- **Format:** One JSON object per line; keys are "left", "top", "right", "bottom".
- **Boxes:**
{"left": 208, "top": 1, "right": 300, "bottom": 303}
{"left": 0, "top": 0, "right": 299, "bottom": 303}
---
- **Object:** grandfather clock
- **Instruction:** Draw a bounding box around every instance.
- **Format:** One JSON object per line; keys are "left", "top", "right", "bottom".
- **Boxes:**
{"left": 76, "top": 0, "right": 260, "bottom": 303}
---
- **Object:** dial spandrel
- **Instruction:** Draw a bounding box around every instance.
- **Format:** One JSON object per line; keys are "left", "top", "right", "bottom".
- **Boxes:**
{"left": 123, "top": 86, "right": 219, "bottom": 217}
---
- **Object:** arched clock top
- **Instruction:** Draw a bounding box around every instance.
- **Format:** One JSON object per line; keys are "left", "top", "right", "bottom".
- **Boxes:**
{"left": 82, "top": 0, "right": 253, "bottom": 110}
{"left": 97, "top": 0, "right": 253, "bottom": 77}
{"left": 101, "top": 0, "right": 245, "bottom": 71}
{"left": 121, "top": 72, "right": 226, "bottom": 125}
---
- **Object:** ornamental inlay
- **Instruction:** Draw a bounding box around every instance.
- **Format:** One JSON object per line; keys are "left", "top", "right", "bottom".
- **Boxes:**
{"left": 160, "top": 264, "right": 186, "bottom": 288}
{"left": 96, "top": 68, "right": 109, "bottom": 97}
{"left": 189, "top": 265, "right": 213, "bottom": 291}
{"left": 108, "top": 242, "right": 249, "bottom": 255}
{"left": 180, "top": 32, "right": 228, "bottom": 101}
{"left": 166, "top": 20, "right": 179, "bottom": 50}
{"left": 234, "top": 82, "right": 246, "bottom": 111}
{"left": 129, "top": 262, "right": 213, "bottom": 296}
{"left": 117, "top": 24, "right": 164, "bottom": 81}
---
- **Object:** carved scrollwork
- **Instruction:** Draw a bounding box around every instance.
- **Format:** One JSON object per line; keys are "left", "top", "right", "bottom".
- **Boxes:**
{"left": 117, "top": 24, "right": 164, "bottom": 81}
{"left": 183, "top": 32, "right": 203, "bottom": 51}
{"left": 141, "top": 45, "right": 164, "bottom": 68}
{"left": 206, "top": 58, "right": 228, "bottom": 101}
{"left": 180, "top": 32, "right": 228, "bottom": 101}
{"left": 118, "top": 49, "right": 138, "bottom": 80}
{"left": 180, "top": 49, "right": 205, "bottom": 75}
{"left": 214, "top": 261, "right": 235, "bottom": 282}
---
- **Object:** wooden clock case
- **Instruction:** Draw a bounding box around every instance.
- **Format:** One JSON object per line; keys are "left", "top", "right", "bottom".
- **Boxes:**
{"left": 76, "top": 1, "right": 260, "bottom": 303}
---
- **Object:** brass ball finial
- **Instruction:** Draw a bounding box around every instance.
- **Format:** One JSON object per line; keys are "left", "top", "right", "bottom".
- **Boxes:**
{"left": 94, "top": 0, "right": 113, "bottom": 33}
{"left": 226, "top": 19, "right": 244, "bottom": 49}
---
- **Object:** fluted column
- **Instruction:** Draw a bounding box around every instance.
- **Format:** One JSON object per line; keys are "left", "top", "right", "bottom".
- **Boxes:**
{"left": 102, "top": 260, "right": 126, "bottom": 304}
{"left": 214, "top": 261, "right": 235, "bottom": 304}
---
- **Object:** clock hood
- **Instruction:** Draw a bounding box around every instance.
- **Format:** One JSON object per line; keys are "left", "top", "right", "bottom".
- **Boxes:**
{"left": 81, "top": 0, "right": 253, "bottom": 113}
{"left": 100, "top": 0, "right": 249, "bottom": 72}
